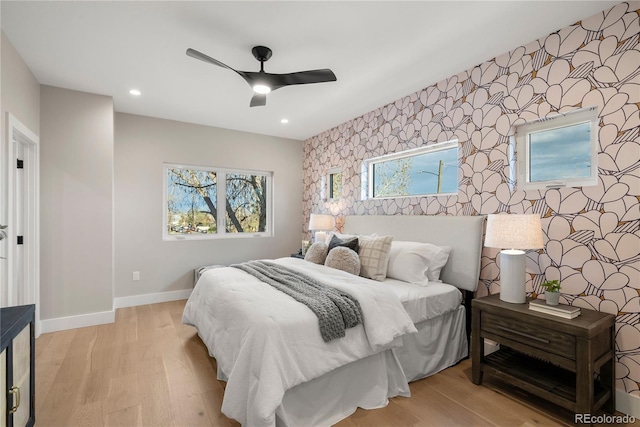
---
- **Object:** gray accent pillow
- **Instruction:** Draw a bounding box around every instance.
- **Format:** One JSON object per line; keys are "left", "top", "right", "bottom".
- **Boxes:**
{"left": 304, "top": 242, "right": 328, "bottom": 264}
{"left": 324, "top": 246, "right": 361, "bottom": 276}
{"left": 328, "top": 234, "right": 359, "bottom": 254}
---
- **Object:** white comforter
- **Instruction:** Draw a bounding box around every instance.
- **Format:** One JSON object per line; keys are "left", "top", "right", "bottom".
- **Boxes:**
{"left": 182, "top": 257, "right": 417, "bottom": 426}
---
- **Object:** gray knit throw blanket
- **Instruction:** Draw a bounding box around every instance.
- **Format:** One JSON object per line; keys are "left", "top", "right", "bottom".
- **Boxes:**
{"left": 231, "top": 260, "right": 363, "bottom": 342}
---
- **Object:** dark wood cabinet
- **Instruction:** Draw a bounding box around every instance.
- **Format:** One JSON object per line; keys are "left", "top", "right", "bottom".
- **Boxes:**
{"left": 1, "top": 305, "right": 35, "bottom": 427}
{"left": 472, "top": 294, "right": 615, "bottom": 415}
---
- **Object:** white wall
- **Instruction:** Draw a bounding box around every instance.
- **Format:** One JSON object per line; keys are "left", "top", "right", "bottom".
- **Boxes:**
{"left": 0, "top": 31, "right": 40, "bottom": 307}
{"left": 39, "top": 85, "right": 114, "bottom": 319}
{"left": 113, "top": 113, "right": 303, "bottom": 298}
{"left": 0, "top": 32, "right": 40, "bottom": 134}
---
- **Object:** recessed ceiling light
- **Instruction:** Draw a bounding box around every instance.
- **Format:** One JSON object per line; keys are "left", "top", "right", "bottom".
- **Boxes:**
{"left": 129, "top": 89, "right": 141, "bottom": 96}
{"left": 281, "top": 119, "right": 289, "bottom": 124}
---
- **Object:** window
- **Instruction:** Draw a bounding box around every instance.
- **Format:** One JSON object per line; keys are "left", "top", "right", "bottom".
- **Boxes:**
{"left": 164, "top": 163, "right": 272, "bottom": 240}
{"left": 515, "top": 106, "right": 598, "bottom": 190}
{"left": 365, "top": 140, "right": 458, "bottom": 199}
{"left": 328, "top": 168, "right": 342, "bottom": 200}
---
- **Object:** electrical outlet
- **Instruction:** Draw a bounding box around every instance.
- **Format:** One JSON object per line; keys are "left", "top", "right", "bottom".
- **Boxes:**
{"left": 132, "top": 271, "right": 140, "bottom": 281}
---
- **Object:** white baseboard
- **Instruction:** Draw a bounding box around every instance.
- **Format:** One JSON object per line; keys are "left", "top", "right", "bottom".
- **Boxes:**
{"left": 616, "top": 389, "right": 640, "bottom": 418}
{"left": 39, "top": 289, "right": 192, "bottom": 334}
{"left": 113, "top": 289, "right": 192, "bottom": 309}
{"left": 40, "top": 309, "right": 115, "bottom": 334}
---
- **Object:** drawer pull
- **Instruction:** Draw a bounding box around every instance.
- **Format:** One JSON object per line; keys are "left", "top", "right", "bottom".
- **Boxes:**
{"left": 495, "top": 325, "right": 550, "bottom": 344}
{"left": 8, "top": 385, "right": 20, "bottom": 414}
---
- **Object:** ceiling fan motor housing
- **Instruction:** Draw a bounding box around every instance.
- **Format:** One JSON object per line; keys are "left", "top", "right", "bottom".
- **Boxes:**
{"left": 252, "top": 46, "right": 272, "bottom": 62}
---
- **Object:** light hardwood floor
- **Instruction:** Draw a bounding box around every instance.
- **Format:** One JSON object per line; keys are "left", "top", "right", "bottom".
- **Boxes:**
{"left": 35, "top": 300, "right": 637, "bottom": 427}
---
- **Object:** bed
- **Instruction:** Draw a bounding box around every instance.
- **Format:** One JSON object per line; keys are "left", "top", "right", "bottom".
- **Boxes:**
{"left": 183, "top": 214, "right": 485, "bottom": 426}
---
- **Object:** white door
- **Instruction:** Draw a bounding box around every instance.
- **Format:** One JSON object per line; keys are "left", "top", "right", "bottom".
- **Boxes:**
{"left": 4, "top": 114, "right": 40, "bottom": 337}
{"left": 0, "top": 116, "right": 7, "bottom": 307}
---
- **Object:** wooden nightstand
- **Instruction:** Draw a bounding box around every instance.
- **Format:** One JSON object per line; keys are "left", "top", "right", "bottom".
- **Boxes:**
{"left": 472, "top": 294, "right": 615, "bottom": 415}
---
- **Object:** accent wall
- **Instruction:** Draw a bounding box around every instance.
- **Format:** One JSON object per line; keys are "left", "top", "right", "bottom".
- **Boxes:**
{"left": 303, "top": 2, "right": 639, "bottom": 402}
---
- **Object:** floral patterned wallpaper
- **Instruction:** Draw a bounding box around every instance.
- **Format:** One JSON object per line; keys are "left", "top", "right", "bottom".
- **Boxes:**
{"left": 303, "top": 3, "right": 640, "bottom": 398}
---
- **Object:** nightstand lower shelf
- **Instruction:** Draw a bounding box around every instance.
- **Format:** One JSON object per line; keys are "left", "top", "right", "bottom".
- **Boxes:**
{"left": 484, "top": 348, "right": 610, "bottom": 412}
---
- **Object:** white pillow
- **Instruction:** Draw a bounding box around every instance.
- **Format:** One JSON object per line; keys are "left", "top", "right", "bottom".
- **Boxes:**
{"left": 426, "top": 245, "right": 451, "bottom": 282}
{"left": 386, "top": 249, "right": 429, "bottom": 286}
{"left": 387, "top": 241, "right": 451, "bottom": 284}
{"left": 358, "top": 235, "right": 393, "bottom": 281}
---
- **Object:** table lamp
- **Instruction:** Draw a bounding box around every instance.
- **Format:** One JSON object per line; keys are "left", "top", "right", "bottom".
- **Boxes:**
{"left": 485, "top": 214, "right": 544, "bottom": 303}
{"left": 308, "top": 213, "right": 334, "bottom": 243}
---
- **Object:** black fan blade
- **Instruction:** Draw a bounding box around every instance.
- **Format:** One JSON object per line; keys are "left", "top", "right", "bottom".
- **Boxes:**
{"left": 250, "top": 93, "right": 267, "bottom": 107}
{"left": 239, "top": 69, "right": 336, "bottom": 91}
{"left": 186, "top": 48, "right": 236, "bottom": 72}
{"left": 275, "top": 69, "right": 337, "bottom": 86}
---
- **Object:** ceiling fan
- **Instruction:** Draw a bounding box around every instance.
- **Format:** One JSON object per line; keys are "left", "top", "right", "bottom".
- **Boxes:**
{"left": 186, "top": 46, "right": 337, "bottom": 107}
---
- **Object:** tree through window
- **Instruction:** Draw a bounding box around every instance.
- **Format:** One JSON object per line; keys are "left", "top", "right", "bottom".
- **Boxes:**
{"left": 165, "top": 164, "right": 272, "bottom": 239}
{"left": 366, "top": 140, "right": 458, "bottom": 199}
{"left": 225, "top": 173, "right": 267, "bottom": 233}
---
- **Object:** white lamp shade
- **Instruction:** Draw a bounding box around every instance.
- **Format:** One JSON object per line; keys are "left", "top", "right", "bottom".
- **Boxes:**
{"left": 308, "top": 213, "right": 334, "bottom": 231}
{"left": 485, "top": 214, "right": 543, "bottom": 250}
{"left": 485, "top": 214, "right": 543, "bottom": 304}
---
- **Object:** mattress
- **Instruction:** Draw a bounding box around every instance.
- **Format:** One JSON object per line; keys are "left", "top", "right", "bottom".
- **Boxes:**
{"left": 383, "top": 278, "right": 463, "bottom": 324}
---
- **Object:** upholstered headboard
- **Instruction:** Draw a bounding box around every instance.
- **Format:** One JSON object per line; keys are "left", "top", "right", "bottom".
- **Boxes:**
{"left": 344, "top": 215, "right": 486, "bottom": 292}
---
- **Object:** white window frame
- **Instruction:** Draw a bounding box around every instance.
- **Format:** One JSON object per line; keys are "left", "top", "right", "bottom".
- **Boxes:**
{"left": 163, "top": 163, "right": 273, "bottom": 241}
{"left": 364, "top": 140, "right": 458, "bottom": 199}
{"left": 515, "top": 106, "right": 599, "bottom": 190}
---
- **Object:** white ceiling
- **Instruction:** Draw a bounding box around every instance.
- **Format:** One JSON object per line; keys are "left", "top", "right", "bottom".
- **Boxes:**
{"left": 1, "top": 1, "right": 620, "bottom": 141}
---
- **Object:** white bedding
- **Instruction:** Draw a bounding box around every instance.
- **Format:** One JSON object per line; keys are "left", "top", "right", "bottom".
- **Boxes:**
{"left": 182, "top": 257, "right": 417, "bottom": 427}
{"left": 383, "top": 278, "right": 463, "bottom": 323}
{"left": 275, "top": 306, "right": 468, "bottom": 425}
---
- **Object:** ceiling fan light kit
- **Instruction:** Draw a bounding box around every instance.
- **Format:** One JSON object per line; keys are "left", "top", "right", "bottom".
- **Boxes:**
{"left": 253, "top": 84, "right": 271, "bottom": 94}
{"left": 186, "top": 45, "right": 337, "bottom": 107}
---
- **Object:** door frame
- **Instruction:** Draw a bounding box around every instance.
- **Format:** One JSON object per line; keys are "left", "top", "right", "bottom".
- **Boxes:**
{"left": 6, "top": 113, "right": 40, "bottom": 337}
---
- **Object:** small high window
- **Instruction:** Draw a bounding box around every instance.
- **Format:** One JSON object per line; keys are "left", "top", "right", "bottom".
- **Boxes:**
{"left": 515, "top": 106, "right": 598, "bottom": 190}
{"left": 364, "top": 140, "right": 458, "bottom": 199}
{"left": 164, "top": 163, "right": 272, "bottom": 240}
{"left": 328, "top": 168, "right": 342, "bottom": 200}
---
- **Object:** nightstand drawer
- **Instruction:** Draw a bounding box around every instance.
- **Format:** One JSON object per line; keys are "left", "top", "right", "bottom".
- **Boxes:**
{"left": 482, "top": 312, "right": 576, "bottom": 359}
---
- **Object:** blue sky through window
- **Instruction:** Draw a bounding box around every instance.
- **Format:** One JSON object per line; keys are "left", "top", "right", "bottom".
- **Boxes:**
{"left": 529, "top": 122, "right": 591, "bottom": 182}
{"left": 409, "top": 148, "right": 458, "bottom": 194}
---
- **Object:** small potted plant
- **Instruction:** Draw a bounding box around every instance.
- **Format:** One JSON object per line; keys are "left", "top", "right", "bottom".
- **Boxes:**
{"left": 540, "top": 280, "right": 561, "bottom": 306}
